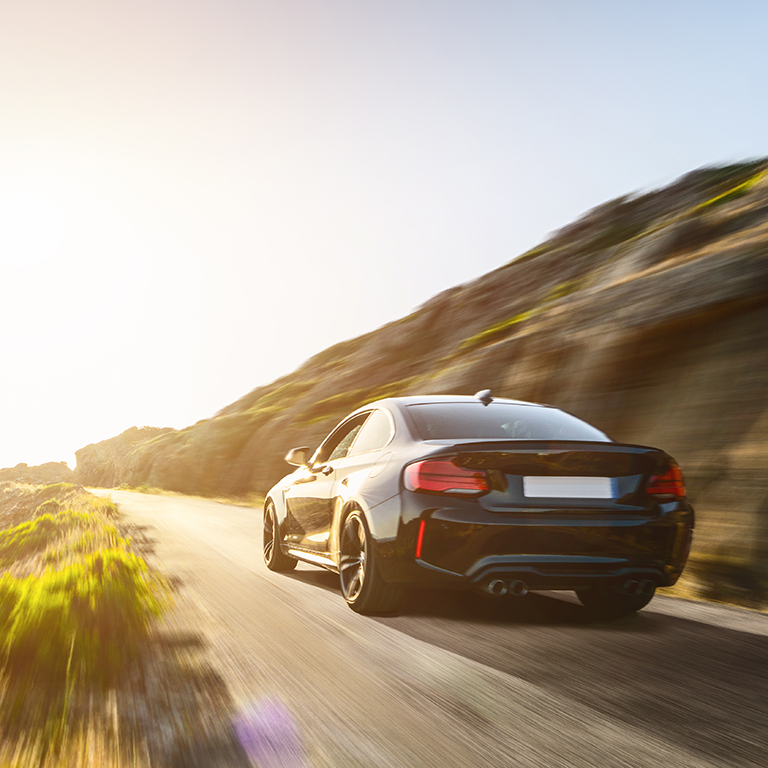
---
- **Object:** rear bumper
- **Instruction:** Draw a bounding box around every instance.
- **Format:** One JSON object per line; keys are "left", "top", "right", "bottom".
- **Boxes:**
{"left": 375, "top": 495, "right": 694, "bottom": 590}
{"left": 465, "top": 557, "right": 667, "bottom": 592}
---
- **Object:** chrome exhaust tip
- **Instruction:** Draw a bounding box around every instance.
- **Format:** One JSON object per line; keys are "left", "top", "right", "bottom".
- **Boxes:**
{"left": 508, "top": 580, "right": 528, "bottom": 597}
{"left": 639, "top": 579, "right": 656, "bottom": 595}
{"left": 623, "top": 580, "right": 640, "bottom": 595}
{"left": 485, "top": 579, "right": 508, "bottom": 596}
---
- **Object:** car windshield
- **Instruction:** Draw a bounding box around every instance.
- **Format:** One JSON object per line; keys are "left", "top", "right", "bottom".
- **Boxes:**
{"left": 406, "top": 402, "right": 610, "bottom": 442}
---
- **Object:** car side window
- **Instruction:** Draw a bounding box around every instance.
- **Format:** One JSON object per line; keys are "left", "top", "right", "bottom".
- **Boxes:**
{"left": 315, "top": 414, "right": 370, "bottom": 464}
{"left": 347, "top": 409, "right": 393, "bottom": 456}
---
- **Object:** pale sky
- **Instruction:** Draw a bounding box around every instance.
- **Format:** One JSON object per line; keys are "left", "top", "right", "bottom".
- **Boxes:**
{"left": 0, "top": 1, "right": 766, "bottom": 469}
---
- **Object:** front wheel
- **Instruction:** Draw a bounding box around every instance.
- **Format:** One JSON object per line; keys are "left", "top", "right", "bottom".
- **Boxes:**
{"left": 576, "top": 586, "right": 654, "bottom": 618}
{"left": 263, "top": 503, "right": 297, "bottom": 572}
{"left": 339, "top": 511, "right": 405, "bottom": 615}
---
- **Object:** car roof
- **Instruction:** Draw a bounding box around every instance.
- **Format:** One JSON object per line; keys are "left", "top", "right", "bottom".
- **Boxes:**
{"left": 357, "top": 394, "right": 549, "bottom": 411}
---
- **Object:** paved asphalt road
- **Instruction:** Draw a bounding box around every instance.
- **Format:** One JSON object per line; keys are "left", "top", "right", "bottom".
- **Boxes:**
{"left": 94, "top": 490, "right": 767, "bottom": 768}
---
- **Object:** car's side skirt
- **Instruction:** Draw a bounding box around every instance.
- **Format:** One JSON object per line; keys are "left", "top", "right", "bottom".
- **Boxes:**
{"left": 286, "top": 547, "right": 339, "bottom": 572}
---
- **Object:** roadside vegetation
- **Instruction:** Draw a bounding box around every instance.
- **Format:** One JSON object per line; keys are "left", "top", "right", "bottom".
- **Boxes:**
{"left": 0, "top": 482, "right": 243, "bottom": 767}
{"left": 693, "top": 167, "right": 767, "bottom": 213}
{"left": 661, "top": 552, "right": 767, "bottom": 611}
{"left": 458, "top": 279, "right": 586, "bottom": 353}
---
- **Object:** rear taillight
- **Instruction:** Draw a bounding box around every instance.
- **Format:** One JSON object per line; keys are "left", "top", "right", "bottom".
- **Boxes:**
{"left": 647, "top": 462, "right": 686, "bottom": 501}
{"left": 404, "top": 459, "right": 490, "bottom": 496}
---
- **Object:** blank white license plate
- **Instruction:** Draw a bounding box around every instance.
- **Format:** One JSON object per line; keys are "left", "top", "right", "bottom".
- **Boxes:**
{"left": 523, "top": 476, "right": 614, "bottom": 499}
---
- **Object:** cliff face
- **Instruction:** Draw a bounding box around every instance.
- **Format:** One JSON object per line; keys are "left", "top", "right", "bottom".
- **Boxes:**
{"left": 74, "top": 161, "right": 768, "bottom": 584}
{"left": 74, "top": 427, "right": 173, "bottom": 489}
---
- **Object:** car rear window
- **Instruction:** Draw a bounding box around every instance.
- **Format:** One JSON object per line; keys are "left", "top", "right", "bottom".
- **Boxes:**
{"left": 406, "top": 402, "right": 610, "bottom": 442}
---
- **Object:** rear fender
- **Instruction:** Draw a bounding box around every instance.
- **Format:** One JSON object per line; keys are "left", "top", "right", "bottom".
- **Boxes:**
{"left": 331, "top": 498, "right": 390, "bottom": 564}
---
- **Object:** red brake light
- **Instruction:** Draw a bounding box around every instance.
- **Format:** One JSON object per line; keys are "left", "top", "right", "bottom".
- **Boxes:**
{"left": 404, "top": 459, "right": 489, "bottom": 496}
{"left": 647, "top": 462, "right": 686, "bottom": 501}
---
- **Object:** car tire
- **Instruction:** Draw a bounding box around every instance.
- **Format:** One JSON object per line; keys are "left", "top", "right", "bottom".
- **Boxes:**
{"left": 263, "top": 502, "right": 297, "bottom": 572}
{"left": 339, "top": 510, "right": 405, "bottom": 615}
{"left": 576, "top": 586, "right": 654, "bottom": 617}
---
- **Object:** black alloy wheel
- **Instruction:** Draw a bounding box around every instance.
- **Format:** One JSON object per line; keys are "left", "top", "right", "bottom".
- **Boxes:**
{"left": 263, "top": 502, "right": 296, "bottom": 572}
{"left": 339, "top": 511, "right": 405, "bottom": 615}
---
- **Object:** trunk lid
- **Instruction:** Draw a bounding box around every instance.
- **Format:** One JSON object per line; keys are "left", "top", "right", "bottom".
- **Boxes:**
{"left": 432, "top": 440, "right": 670, "bottom": 512}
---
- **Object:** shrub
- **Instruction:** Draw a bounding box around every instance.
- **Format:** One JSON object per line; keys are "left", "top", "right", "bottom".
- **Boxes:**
{"left": 685, "top": 553, "right": 766, "bottom": 609}
{"left": 0, "top": 508, "right": 105, "bottom": 567}
{"left": 459, "top": 308, "right": 539, "bottom": 352}
{"left": 0, "top": 484, "right": 171, "bottom": 765}
{"left": 511, "top": 243, "right": 551, "bottom": 265}
{"left": 0, "top": 548, "right": 168, "bottom": 685}
{"left": 694, "top": 169, "right": 766, "bottom": 213}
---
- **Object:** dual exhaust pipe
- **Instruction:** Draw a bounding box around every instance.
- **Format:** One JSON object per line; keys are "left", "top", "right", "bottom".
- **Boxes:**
{"left": 623, "top": 579, "right": 656, "bottom": 596}
{"left": 482, "top": 577, "right": 656, "bottom": 597}
{"left": 484, "top": 579, "right": 528, "bottom": 597}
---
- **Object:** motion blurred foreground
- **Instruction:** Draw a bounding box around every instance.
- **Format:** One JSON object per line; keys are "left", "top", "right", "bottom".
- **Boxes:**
{"left": 0, "top": 483, "right": 244, "bottom": 767}
{"left": 75, "top": 161, "right": 768, "bottom": 607}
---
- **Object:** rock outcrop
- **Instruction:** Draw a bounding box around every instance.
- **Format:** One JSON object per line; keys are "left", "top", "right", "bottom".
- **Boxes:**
{"left": 75, "top": 427, "right": 173, "bottom": 489}
{"left": 0, "top": 462, "right": 74, "bottom": 485}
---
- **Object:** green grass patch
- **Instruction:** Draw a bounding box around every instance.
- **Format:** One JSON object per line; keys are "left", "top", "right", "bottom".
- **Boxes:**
{"left": 0, "top": 491, "right": 120, "bottom": 568}
{"left": 0, "top": 510, "right": 83, "bottom": 566}
{"left": 508, "top": 243, "right": 551, "bottom": 266}
{"left": 543, "top": 278, "right": 583, "bottom": 303}
{"left": 459, "top": 308, "right": 539, "bottom": 352}
{"left": 0, "top": 484, "right": 236, "bottom": 766}
{"left": 693, "top": 169, "right": 766, "bottom": 214}
{"left": 0, "top": 483, "right": 171, "bottom": 763}
{"left": 0, "top": 548, "right": 167, "bottom": 685}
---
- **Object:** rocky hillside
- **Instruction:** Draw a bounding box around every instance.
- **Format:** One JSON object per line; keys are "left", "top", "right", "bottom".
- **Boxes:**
{"left": 0, "top": 461, "right": 74, "bottom": 485}
{"left": 75, "top": 160, "right": 768, "bottom": 590}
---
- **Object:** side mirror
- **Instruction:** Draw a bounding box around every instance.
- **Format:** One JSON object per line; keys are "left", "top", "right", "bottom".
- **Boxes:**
{"left": 285, "top": 446, "right": 311, "bottom": 467}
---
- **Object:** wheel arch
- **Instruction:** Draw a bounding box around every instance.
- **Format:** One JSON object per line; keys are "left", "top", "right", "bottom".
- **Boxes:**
{"left": 332, "top": 498, "right": 369, "bottom": 561}
{"left": 264, "top": 490, "right": 288, "bottom": 525}
{"left": 263, "top": 493, "right": 290, "bottom": 550}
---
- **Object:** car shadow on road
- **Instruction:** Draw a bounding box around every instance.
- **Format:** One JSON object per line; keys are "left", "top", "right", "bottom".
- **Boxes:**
{"left": 396, "top": 588, "right": 659, "bottom": 630}
{"left": 283, "top": 567, "right": 652, "bottom": 629}
{"left": 283, "top": 567, "right": 340, "bottom": 593}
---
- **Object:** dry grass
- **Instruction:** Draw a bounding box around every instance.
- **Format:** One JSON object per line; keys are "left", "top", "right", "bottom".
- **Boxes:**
{"left": 0, "top": 482, "right": 246, "bottom": 768}
{"left": 660, "top": 552, "right": 767, "bottom": 613}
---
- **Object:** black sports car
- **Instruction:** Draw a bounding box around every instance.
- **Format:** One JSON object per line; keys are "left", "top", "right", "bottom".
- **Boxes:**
{"left": 263, "top": 392, "right": 693, "bottom": 616}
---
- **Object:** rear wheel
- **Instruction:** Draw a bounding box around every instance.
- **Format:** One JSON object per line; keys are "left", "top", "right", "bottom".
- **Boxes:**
{"left": 576, "top": 586, "right": 654, "bottom": 617}
{"left": 263, "top": 502, "right": 297, "bottom": 572}
{"left": 339, "top": 511, "right": 405, "bottom": 615}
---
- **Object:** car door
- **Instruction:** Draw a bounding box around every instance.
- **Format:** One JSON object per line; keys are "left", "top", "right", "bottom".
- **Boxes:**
{"left": 284, "top": 412, "right": 370, "bottom": 552}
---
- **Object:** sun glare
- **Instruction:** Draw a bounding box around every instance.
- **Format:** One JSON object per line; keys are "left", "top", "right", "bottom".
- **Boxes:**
{"left": 0, "top": 180, "right": 70, "bottom": 270}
